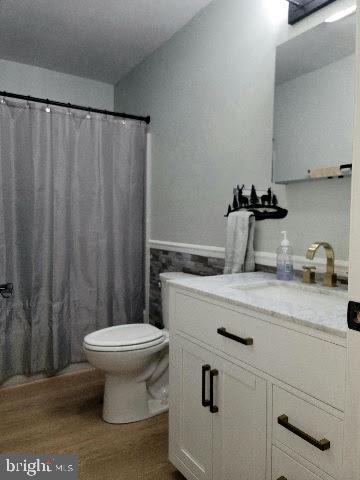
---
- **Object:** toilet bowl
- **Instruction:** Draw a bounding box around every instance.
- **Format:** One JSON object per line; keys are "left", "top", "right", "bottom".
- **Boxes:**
{"left": 83, "top": 271, "right": 194, "bottom": 424}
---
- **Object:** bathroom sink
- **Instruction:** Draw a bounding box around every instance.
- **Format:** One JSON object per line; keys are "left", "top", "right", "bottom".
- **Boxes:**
{"left": 231, "top": 281, "right": 347, "bottom": 312}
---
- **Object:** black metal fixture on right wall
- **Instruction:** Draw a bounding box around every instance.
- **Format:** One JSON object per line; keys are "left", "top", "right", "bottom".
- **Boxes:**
{"left": 286, "top": 0, "right": 337, "bottom": 25}
{"left": 225, "top": 185, "right": 288, "bottom": 221}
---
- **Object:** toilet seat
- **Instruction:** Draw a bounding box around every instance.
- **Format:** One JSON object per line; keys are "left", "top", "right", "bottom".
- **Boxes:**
{"left": 83, "top": 324, "right": 168, "bottom": 352}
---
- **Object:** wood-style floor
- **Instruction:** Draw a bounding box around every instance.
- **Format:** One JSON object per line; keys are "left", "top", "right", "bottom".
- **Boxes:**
{"left": 0, "top": 369, "right": 184, "bottom": 480}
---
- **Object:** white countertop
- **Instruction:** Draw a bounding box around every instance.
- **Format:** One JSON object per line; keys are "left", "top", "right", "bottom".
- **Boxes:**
{"left": 168, "top": 272, "right": 348, "bottom": 338}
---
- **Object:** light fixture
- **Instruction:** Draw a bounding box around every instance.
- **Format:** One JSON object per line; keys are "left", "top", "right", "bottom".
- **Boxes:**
{"left": 265, "top": 0, "right": 289, "bottom": 25}
{"left": 325, "top": 5, "right": 356, "bottom": 22}
{"left": 45, "top": 99, "right": 51, "bottom": 113}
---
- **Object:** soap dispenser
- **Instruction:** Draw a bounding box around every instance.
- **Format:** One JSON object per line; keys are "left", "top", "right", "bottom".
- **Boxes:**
{"left": 276, "top": 231, "right": 294, "bottom": 281}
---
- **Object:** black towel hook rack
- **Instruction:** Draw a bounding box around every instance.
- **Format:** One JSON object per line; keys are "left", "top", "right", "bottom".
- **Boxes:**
{"left": 225, "top": 184, "right": 288, "bottom": 221}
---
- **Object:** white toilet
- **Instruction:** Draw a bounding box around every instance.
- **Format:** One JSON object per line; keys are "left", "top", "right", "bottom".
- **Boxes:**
{"left": 83, "top": 271, "right": 194, "bottom": 424}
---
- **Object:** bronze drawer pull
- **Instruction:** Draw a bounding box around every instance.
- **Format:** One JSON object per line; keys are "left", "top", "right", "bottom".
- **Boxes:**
{"left": 277, "top": 477, "right": 287, "bottom": 480}
{"left": 201, "top": 365, "right": 211, "bottom": 408}
{"left": 209, "top": 369, "right": 219, "bottom": 414}
{"left": 277, "top": 414, "right": 331, "bottom": 451}
{"left": 217, "top": 327, "right": 253, "bottom": 346}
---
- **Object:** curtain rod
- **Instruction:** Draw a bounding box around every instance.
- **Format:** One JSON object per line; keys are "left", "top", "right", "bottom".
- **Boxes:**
{"left": 0, "top": 90, "right": 151, "bottom": 124}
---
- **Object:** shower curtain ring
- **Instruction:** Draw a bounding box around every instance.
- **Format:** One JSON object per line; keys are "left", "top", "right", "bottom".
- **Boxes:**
{"left": 0, "top": 283, "right": 13, "bottom": 299}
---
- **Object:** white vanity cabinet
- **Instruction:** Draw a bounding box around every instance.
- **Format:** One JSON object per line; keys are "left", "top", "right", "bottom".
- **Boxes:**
{"left": 169, "top": 285, "right": 347, "bottom": 480}
{"left": 170, "top": 334, "right": 267, "bottom": 480}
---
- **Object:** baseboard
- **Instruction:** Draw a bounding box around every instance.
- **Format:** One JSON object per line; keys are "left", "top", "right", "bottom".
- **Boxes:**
{"left": 1, "top": 362, "right": 93, "bottom": 389}
{"left": 149, "top": 240, "right": 349, "bottom": 277}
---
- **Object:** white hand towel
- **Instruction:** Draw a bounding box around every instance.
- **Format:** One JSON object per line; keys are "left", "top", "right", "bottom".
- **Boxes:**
{"left": 224, "top": 211, "right": 255, "bottom": 274}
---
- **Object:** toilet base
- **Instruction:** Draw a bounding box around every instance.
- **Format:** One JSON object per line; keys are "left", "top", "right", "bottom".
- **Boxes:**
{"left": 148, "top": 398, "right": 169, "bottom": 418}
{"left": 102, "top": 373, "right": 168, "bottom": 424}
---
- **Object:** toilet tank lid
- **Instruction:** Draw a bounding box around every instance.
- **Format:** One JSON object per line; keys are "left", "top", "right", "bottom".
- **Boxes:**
{"left": 84, "top": 324, "right": 164, "bottom": 347}
{"left": 160, "top": 272, "right": 195, "bottom": 282}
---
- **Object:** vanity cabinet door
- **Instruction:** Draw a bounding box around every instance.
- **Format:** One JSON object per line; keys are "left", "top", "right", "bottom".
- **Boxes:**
{"left": 212, "top": 358, "right": 267, "bottom": 480}
{"left": 169, "top": 335, "right": 214, "bottom": 480}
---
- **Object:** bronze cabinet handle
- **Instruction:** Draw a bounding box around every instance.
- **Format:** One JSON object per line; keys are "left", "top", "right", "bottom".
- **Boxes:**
{"left": 277, "top": 414, "right": 331, "bottom": 451}
{"left": 277, "top": 477, "right": 287, "bottom": 480}
{"left": 201, "top": 365, "right": 211, "bottom": 407}
{"left": 217, "top": 327, "right": 253, "bottom": 346}
{"left": 209, "top": 369, "right": 219, "bottom": 413}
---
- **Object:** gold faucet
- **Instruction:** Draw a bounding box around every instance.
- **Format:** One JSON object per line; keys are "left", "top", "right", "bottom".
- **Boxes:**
{"left": 304, "top": 242, "right": 337, "bottom": 287}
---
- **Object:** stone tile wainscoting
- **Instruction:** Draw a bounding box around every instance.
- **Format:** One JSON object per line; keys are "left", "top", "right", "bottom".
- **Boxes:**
{"left": 149, "top": 248, "right": 348, "bottom": 328}
{"left": 150, "top": 249, "right": 224, "bottom": 328}
{"left": 149, "top": 248, "right": 280, "bottom": 328}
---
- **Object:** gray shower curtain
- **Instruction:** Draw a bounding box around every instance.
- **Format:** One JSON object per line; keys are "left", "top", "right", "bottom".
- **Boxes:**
{"left": 0, "top": 99, "right": 146, "bottom": 382}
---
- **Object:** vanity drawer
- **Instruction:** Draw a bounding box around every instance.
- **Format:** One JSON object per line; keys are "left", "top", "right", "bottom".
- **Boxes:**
{"left": 272, "top": 446, "right": 323, "bottom": 480}
{"left": 173, "top": 291, "right": 346, "bottom": 410}
{"left": 272, "top": 386, "right": 343, "bottom": 478}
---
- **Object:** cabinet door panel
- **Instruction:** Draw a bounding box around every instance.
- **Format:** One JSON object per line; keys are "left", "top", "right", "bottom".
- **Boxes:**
{"left": 170, "top": 335, "right": 213, "bottom": 480}
{"left": 213, "top": 358, "right": 267, "bottom": 480}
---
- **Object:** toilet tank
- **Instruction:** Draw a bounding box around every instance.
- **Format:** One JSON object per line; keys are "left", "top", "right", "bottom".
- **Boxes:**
{"left": 160, "top": 272, "right": 195, "bottom": 329}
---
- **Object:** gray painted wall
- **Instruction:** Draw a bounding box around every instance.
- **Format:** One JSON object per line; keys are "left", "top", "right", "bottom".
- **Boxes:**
{"left": 115, "top": 0, "right": 352, "bottom": 260}
{"left": 0, "top": 59, "right": 114, "bottom": 110}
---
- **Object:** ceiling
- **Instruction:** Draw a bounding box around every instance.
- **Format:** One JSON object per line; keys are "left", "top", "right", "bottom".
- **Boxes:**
{"left": 0, "top": 0, "right": 213, "bottom": 84}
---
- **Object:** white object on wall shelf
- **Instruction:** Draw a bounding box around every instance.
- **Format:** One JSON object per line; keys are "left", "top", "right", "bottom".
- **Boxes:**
{"left": 308, "top": 165, "right": 352, "bottom": 180}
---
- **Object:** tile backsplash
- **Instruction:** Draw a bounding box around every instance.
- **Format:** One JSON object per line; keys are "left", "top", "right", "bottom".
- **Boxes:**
{"left": 150, "top": 249, "right": 224, "bottom": 327}
{"left": 149, "top": 248, "right": 348, "bottom": 328}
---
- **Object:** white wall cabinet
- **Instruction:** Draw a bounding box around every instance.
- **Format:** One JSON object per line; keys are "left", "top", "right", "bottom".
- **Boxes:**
{"left": 169, "top": 288, "right": 346, "bottom": 480}
{"left": 170, "top": 335, "right": 267, "bottom": 480}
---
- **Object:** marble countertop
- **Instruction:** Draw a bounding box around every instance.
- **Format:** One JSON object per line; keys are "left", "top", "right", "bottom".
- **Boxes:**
{"left": 168, "top": 272, "right": 348, "bottom": 338}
